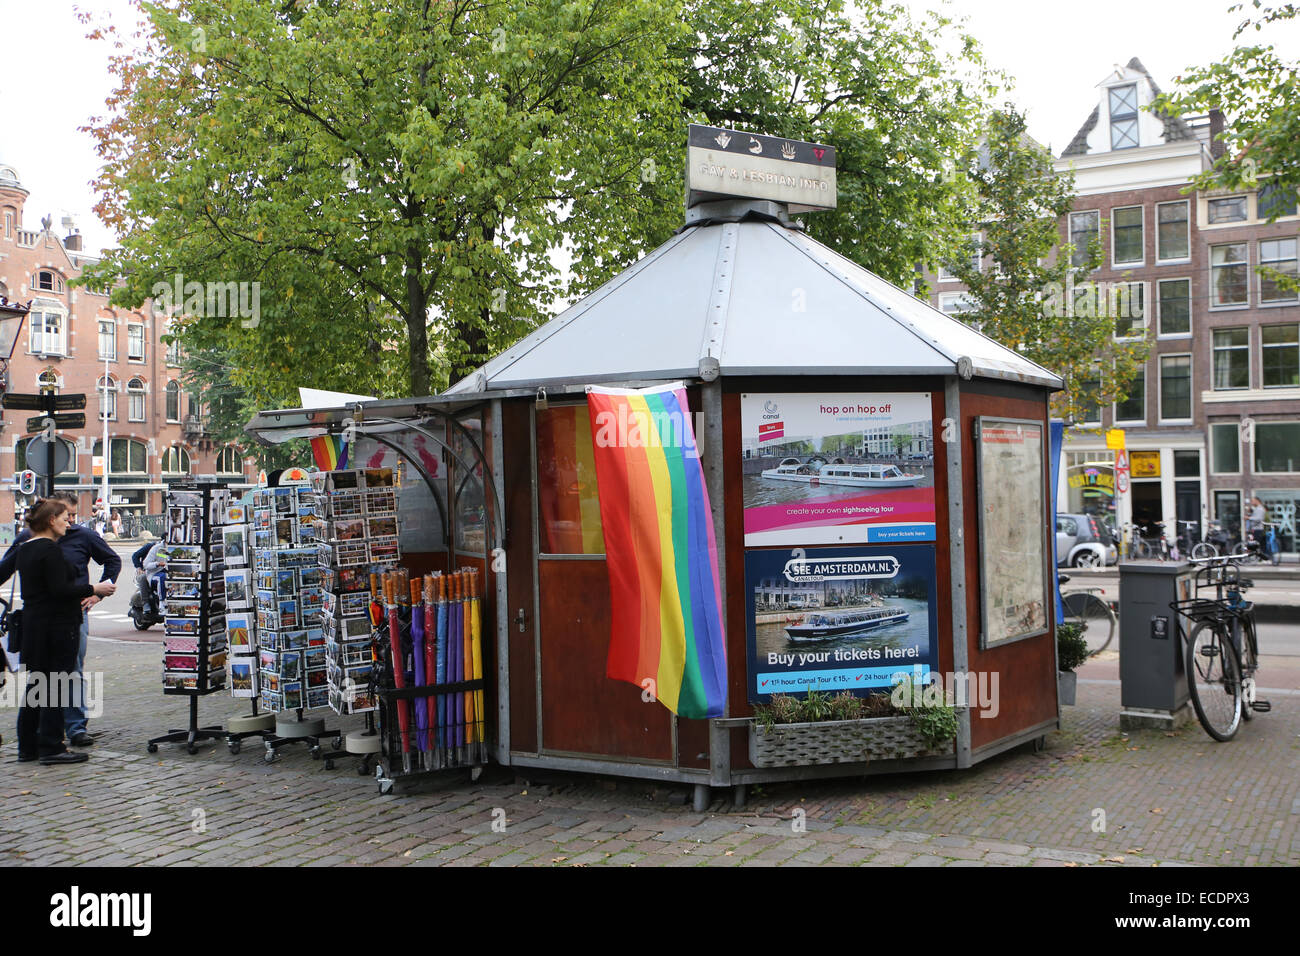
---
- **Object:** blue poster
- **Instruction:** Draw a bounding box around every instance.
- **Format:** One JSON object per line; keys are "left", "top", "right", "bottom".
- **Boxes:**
{"left": 744, "top": 544, "right": 939, "bottom": 702}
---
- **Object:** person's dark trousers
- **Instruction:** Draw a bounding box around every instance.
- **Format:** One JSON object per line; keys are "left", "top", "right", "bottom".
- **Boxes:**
{"left": 16, "top": 628, "right": 79, "bottom": 758}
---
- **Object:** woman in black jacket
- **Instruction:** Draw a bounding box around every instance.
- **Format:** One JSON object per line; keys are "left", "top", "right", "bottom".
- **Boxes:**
{"left": 16, "top": 499, "right": 115, "bottom": 764}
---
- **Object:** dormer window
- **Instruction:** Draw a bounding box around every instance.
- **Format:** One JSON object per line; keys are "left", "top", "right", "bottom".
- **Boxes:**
{"left": 34, "top": 270, "right": 65, "bottom": 293}
{"left": 1109, "top": 84, "right": 1139, "bottom": 150}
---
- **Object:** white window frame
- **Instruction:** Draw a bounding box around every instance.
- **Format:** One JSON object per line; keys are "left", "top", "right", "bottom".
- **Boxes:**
{"left": 1210, "top": 242, "right": 1251, "bottom": 310}
{"left": 1114, "top": 365, "right": 1147, "bottom": 426}
{"left": 1212, "top": 327, "right": 1251, "bottom": 391}
{"left": 127, "top": 322, "right": 146, "bottom": 361}
{"left": 1258, "top": 237, "right": 1298, "bottom": 306}
{"left": 165, "top": 381, "right": 181, "bottom": 423}
{"left": 1112, "top": 205, "right": 1145, "bottom": 267}
{"left": 161, "top": 445, "right": 191, "bottom": 476}
{"left": 938, "top": 232, "right": 982, "bottom": 282}
{"left": 1207, "top": 196, "right": 1249, "bottom": 225}
{"left": 1155, "top": 200, "right": 1191, "bottom": 263}
{"left": 1108, "top": 83, "right": 1140, "bottom": 150}
{"left": 216, "top": 446, "right": 243, "bottom": 475}
{"left": 1069, "top": 210, "right": 1101, "bottom": 270}
{"left": 1113, "top": 280, "right": 1148, "bottom": 340}
{"left": 1261, "top": 323, "right": 1300, "bottom": 389}
{"left": 1209, "top": 423, "right": 1242, "bottom": 476}
{"left": 1156, "top": 277, "right": 1192, "bottom": 339}
{"left": 97, "top": 319, "right": 116, "bottom": 361}
{"left": 1158, "top": 353, "right": 1194, "bottom": 424}
{"left": 97, "top": 375, "right": 118, "bottom": 421}
{"left": 27, "top": 299, "right": 68, "bottom": 357}
{"left": 126, "top": 378, "right": 146, "bottom": 422}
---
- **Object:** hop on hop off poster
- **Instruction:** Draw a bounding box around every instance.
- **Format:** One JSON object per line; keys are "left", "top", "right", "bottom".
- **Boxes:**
{"left": 740, "top": 393, "right": 936, "bottom": 546}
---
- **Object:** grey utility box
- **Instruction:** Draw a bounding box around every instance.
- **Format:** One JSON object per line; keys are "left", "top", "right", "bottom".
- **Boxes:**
{"left": 1118, "top": 561, "right": 1196, "bottom": 730}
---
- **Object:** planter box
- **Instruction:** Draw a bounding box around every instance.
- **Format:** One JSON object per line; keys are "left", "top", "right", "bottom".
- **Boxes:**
{"left": 749, "top": 715, "right": 953, "bottom": 768}
{"left": 1058, "top": 670, "right": 1077, "bottom": 706}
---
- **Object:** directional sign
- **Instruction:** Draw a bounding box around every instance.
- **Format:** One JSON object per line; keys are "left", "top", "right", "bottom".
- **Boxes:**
{"left": 26, "top": 412, "right": 85, "bottom": 433}
{"left": 2, "top": 392, "right": 49, "bottom": 411}
{"left": 53, "top": 393, "right": 87, "bottom": 411}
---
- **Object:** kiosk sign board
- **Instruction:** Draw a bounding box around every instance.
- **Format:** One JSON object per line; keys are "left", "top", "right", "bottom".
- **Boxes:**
{"left": 687, "top": 124, "right": 837, "bottom": 211}
{"left": 744, "top": 545, "right": 939, "bottom": 702}
{"left": 740, "top": 392, "right": 935, "bottom": 546}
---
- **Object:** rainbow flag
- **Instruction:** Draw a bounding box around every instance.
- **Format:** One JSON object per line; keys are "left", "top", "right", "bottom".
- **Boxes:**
{"left": 310, "top": 434, "right": 349, "bottom": 471}
{"left": 586, "top": 384, "right": 726, "bottom": 719}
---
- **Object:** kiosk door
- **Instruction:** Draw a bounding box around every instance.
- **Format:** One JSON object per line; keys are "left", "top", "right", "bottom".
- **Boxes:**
{"left": 529, "top": 404, "right": 674, "bottom": 762}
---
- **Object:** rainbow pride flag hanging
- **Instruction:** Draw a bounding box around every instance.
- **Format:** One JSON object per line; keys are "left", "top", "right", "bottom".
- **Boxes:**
{"left": 310, "top": 434, "right": 349, "bottom": 471}
{"left": 586, "top": 383, "right": 726, "bottom": 720}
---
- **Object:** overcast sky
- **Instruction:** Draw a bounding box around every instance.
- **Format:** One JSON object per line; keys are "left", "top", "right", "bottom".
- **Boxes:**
{"left": 2, "top": 0, "right": 1296, "bottom": 259}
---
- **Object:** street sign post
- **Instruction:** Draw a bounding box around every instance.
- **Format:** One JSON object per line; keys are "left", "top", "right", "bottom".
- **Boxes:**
{"left": 4, "top": 392, "right": 87, "bottom": 495}
{"left": 26, "top": 412, "right": 85, "bottom": 433}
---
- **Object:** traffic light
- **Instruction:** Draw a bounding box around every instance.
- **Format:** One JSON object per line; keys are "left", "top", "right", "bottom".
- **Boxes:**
{"left": 18, "top": 470, "right": 37, "bottom": 495}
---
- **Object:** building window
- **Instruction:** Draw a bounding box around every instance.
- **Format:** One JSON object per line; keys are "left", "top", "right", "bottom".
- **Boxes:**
{"left": 161, "top": 445, "right": 191, "bottom": 476}
{"left": 1156, "top": 201, "right": 1189, "bottom": 260}
{"left": 98, "top": 320, "right": 116, "bottom": 360}
{"left": 1212, "top": 328, "right": 1250, "bottom": 390}
{"left": 1262, "top": 325, "right": 1300, "bottom": 388}
{"left": 3, "top": 210, "right": 11, "bottom": 238}
{"left": 1208, "top": 196, "right": 1248, "bottom": 224}
{"left": 36, "top": 368, "right": 59, "bottom": 393}
{"left": 97, "top": 375, "right": 118, "bottom": 420}
{"left": 1112, "top": 206, "right": 1143, "bottom": 265}
{"left": 127, "top": 378, "right": 146, "bottom": 422}
{"left": 1157, "top": 278, "right": 1191, "bottom": 336}
{"left": 164, "top": 322, "right": 181, "bottom": 366}
{"left": 1069, "top": 211, "right": 1101, "bottom": 268}
{"left": 1114, "top": 281, "right": 1146, "bottom": 338}
{"left": 1258, "top": 181, "right": 1298, "bottom": 220}
{"left": 165, "top": 381, "right": 181, "bottom": 422}
{"left": 1159, "top": 355, "right": 1192, "bottom": 421}
{"left": 127, "top": 323, "right": 145, "bottom": 361}
{"left": 216, "top": 446, "right": 243, "bottom": 475}
{"left": 1210, "top": 423, "right": 1240, "bottom": 474}
{"left": 1259, "top": 238, "right": 1298, "bottom": 304}
{"left": 938, "top": 292, "right": 977, "bottom": 319}
{"left": 33, "top": 270, "right": 65, "bottom": 293}
{"left": 1254, "top": 422, "right": 1300, "bottom": 473}
{"left": 1078, "top": 370, "right": 1103, "bottom": 425}
{"left": 1116, "top": 366, "right": 1145, "bottom": 423}
{"left": 28, "top": 305, "right": 67, "bottom": 355}
{"left": 92, "top": 438, "right": 148, "bottom": 475}
{"left": 1108, "top": 84, "right": 1139, "bottom": 149}
{"left": 1211, "top": 243, "right": 1250, "bottom": 307}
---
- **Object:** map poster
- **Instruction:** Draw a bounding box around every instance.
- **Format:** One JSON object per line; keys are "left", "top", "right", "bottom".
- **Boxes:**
{"left": 744, "top": 545, "right": 939, "bottom": 703}
{"left": 740, "top": 393, "right": 936, "bottom": 546}
{"left": 975, "top": 418, "right": 1050, "bottom": 647}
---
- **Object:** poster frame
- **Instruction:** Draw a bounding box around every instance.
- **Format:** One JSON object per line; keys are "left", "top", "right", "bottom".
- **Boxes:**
{"left": 974, "top": 416, "right": 1051, "bottom": 650}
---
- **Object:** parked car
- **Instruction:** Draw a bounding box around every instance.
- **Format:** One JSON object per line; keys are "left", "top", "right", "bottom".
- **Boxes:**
{"left": 1056, "top": 513, "right": 1117, "bottom": 568}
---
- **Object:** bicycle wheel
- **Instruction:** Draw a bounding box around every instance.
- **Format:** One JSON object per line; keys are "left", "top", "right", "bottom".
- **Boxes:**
{"left": 1062, "top": 592, "right": 1115, "bottom": 656}
{"left": 1185, "top": 621, "right": 1243, "bottom": 742}
{"left": 1190, "top": 542, "right": 1217, "bottom": 560}
{"left": 1230, "top": 542, "right": 1253, "bottom": 562}
{"left": 1236, "top": 615, "right": 1259, "bottom": 721}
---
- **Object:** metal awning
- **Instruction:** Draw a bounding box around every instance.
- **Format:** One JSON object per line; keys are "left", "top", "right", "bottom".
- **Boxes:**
{"left": 444, "top": 214, "right": 1063, "bottom": 396}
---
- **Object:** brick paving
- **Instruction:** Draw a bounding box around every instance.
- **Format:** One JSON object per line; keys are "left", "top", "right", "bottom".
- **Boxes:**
{"left": 1, "top": 638, "right": 1298, "bottom": 866}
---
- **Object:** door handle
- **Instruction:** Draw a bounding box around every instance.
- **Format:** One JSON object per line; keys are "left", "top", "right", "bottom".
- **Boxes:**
{"left": 516, "top": 607, "right": 527, "bottom": 633}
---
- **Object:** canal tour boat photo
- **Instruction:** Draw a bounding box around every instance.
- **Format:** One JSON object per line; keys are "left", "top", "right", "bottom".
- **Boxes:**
{"left": 784, "top": 604, "right": 911, "bottom": 641}
{"left": 759, "top": 457, "right": 923, "bottom": 488}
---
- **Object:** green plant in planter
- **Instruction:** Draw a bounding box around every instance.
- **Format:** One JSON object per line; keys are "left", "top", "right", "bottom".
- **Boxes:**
{"left": 1057, "top": 621, "right": 1090, "bottom": 672}
{"left": 892, "top": 676, "right": 959, "bottom": 750}
{"left": 754, "top": 689, "right": 891, "bottom": 730}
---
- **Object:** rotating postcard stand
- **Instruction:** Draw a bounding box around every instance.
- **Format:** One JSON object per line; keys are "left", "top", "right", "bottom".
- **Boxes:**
{"left": 148, "top": 483, "right": 231, "bottom": 755}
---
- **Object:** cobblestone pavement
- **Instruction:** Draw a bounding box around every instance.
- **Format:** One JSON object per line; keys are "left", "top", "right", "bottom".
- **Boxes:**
{"left": 1, "top": 637, "right": 1297, "bottom": 867}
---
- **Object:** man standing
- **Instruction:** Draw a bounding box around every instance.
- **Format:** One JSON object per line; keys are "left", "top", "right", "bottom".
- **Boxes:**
{"left": 0, "top": 492, "right": 122, "bottom": 746}
{"left": 1245, "top": 496, "right": 1268, "bottom": 552}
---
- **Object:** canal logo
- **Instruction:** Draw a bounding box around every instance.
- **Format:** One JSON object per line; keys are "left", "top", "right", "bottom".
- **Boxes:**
{"left": 783, "top": 555, "right": 901, "bottom": 582}
{"left": 50, "top": 887, "right": 152, "bottom": 936}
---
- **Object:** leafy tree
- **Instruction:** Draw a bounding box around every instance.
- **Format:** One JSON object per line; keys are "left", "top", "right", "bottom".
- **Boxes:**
{"left": 1155, "top": 2, "right": 1299, "bottom": 294}
{"left": 83, "top": 0, "right": 998, "bottom": 403}
{"left": 937, "top": 108, "right": 1147, "bottom": 424}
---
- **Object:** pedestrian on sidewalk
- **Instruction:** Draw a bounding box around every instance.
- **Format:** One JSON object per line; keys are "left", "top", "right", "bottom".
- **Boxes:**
{"left": 11, "top": 498, "right": 116, "bottom": 764}
{"left": 0, "top": 491, "right": 122, "bottom": 747}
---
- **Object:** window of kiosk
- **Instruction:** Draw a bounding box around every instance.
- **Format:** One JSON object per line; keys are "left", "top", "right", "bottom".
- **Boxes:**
{"left": 536, "top": 404, "right": 605, "bottom": 556}
{"left": 452, "top": 412, "right": 488, "bottom": 556}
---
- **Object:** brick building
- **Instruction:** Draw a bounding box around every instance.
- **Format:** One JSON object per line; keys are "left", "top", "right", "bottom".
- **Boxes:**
{"left": 930, "top": 58, "right": 1299, "bottom": 556}
{"left": 0, "top": 161, "right": 252, "bottom": 520}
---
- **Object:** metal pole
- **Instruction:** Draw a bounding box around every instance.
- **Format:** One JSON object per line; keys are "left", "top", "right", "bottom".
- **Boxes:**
{"left": 44, "top": 391, "right": 55, "bottom": 498}
{"left": 102, "top": 349, "right": 111, "bottom": 515}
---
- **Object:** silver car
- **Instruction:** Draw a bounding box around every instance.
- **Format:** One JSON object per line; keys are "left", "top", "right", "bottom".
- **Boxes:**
{"left": 1056, "top": 513, "right": 1118, "bottom": 568}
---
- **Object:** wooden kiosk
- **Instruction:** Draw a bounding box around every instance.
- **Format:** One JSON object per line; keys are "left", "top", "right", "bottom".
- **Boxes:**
{"left": 247, "top": 129, "right": 1065, "bottom": 806}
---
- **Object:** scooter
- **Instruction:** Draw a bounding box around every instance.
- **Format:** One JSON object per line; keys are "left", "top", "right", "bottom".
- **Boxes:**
{"left": 128, "top": 573, "right": 165, "bottom": 631}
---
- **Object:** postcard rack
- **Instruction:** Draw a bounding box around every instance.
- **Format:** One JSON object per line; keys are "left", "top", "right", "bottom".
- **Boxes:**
{"left": 148, "top": 482, "right": 231, "bottom": 755}
{"left": 372, "top": 568, "right": 488, "bottom": 794}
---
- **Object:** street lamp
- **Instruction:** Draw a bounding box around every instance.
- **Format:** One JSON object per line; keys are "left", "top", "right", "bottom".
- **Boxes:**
{"left": 0, "top": 295, "right": 31, "bottom": 395}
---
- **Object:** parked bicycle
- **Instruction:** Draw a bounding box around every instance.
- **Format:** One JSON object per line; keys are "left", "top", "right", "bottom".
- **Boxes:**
{"left": 1058, "top": 572, "right": 1116, "bottom": 657}
{"left": 1169, "top": 557, "right": 1269, "bottom": 741}
{"left": 1126, "top": 521, "right": 1168, "bottom": 560}
{"left": 1232, "top": 522, "right": 1281, "bottom": 566}
{"left": 1190, "top": 520, "right": 1233, "bottom": 560}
